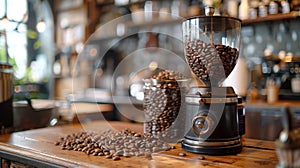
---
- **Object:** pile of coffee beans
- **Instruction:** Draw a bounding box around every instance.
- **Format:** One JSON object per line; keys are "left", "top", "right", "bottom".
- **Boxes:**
{"left": 143, "top": 70, "right": 187, "bottom": 137}
{"left": 55, "top": 128, "right": 174, "bottom": 160}
{"left": 184, "top": 39, "right": 239, "bottom": 85}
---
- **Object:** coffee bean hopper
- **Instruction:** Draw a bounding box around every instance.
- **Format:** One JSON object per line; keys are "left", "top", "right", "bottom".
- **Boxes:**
{"left": 181, "top": 7, "right": 243, "bottom": 155}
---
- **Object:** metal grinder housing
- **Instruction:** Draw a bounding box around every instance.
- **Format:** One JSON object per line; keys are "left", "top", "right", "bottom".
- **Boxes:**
{"left": 182, "top": 87, "right": 242, "bottom": 155}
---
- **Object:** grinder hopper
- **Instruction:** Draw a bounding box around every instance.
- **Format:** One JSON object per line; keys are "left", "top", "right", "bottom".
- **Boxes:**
{"left": 183, "top": 7, "right": 241, "bottom": 86}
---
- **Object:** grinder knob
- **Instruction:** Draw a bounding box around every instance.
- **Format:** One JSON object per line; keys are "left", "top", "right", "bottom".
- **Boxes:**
{"left": 192, "top": 114, "right": 212, "bottom": 135}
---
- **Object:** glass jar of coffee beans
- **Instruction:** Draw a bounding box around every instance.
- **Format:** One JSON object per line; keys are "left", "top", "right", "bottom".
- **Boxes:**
{"left": 143, "top": 70, "right": 188, "bottom": 140}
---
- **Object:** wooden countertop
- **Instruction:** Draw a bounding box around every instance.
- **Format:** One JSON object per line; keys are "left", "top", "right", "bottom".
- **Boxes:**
{"left": 0, "top": 121, "right": 279, "bottom": 168}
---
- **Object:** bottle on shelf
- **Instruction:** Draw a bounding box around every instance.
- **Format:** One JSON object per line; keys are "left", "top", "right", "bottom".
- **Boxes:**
{"left": 269, "top": 0, "right": 279, "bottom": 14}
{"left": 227, "top": 0, "right": 238, "bottom": 18}
{"left": 266, "top": 76, "right": 279, "bottom": 104}
{"left": 187, "top": 0, "right": 203, "bottom": 16}
{"left": 249, "top": 0, "right": 260, "bottom": 19}
{"left": 258, "top": 2, "right": 268, "bottom": 17}
{"left": 281, "top": 0, "right": 290, "bottom": 13}
{"left": 247, "top": 82, "right": 259, "bottom": 102}
{"left": 239, "top": 0, "right": 249, "bottom": 20}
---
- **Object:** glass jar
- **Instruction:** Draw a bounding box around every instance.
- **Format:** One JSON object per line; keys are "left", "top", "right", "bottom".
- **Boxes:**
{"left": 182, "top": 9, "right": 241, "bottom": 86}
{"left": 143, "top": 78, "right": 188, "bottom": 140}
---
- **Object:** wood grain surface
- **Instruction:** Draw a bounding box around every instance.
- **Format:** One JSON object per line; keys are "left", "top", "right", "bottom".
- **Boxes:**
{"left": 0, "top": 121, "right": 279, "bottom": 168}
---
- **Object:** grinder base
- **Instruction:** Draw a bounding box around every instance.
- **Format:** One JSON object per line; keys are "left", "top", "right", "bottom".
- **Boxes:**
{"left": 181, "top": 137, "right": 242, "bottom": 155}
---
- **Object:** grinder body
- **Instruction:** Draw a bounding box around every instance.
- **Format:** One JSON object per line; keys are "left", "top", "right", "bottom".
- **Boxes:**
{"left": 182, "top": 87, "right": 242, "bottom": 155}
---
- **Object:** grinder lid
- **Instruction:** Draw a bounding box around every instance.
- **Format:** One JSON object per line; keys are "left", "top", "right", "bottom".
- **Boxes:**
{"left": 183, "top": 6, "right": 241, "bottom": 33}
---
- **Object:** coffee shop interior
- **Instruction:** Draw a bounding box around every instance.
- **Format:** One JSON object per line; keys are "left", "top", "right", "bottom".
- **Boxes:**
{"left": 0, "top": 0, "right": 300, "bottom": 167}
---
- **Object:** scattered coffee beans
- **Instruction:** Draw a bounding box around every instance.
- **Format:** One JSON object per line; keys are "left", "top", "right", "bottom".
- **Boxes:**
{"left": 143, "top": 70, "right": 188, "bottom": 137}
{"left": 184, "top": 39, "right": 239, "bottom": 85}
{"left": 55, "top": 128, "right": 174, "bottom": 160}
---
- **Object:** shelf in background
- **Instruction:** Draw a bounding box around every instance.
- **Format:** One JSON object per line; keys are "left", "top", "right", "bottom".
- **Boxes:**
{"left": 127, "top": 11, "right": 300, "bottom": 28}
{"left": 89, "top": 11, "right": 300, "bottom": 42}
{"left": 126, "top": 17, "right": 184, "bottom": 29}
{"left": 242, "top": 11, "right": 300, "bottom": 25}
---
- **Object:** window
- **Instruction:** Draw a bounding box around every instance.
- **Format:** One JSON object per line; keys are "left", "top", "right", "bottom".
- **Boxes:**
{"left": 1, "top": 0, "right": 55, "bottom": 99}
{"left": 0, "top": 0, "right": 28, "bottom": 79}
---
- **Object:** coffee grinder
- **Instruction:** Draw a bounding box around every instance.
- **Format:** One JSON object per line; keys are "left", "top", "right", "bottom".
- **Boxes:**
{"left": 181, "top": 7, "right": 243, "bottom": 155}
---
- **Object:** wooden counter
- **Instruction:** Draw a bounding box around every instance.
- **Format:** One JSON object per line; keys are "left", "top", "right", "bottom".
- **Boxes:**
{"left": 0, "top": 121, "right": 279, "bottom": 168}
{"left": 244, "top": 100, "right": 300, "bottom": 141}
{"left": 245, "top": 100, "right": 300, "bottom": 109}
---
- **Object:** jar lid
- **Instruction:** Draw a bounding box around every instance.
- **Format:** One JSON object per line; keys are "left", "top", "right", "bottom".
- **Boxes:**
{"left": 183, "top": 7, "right": 241, "bottom": 33}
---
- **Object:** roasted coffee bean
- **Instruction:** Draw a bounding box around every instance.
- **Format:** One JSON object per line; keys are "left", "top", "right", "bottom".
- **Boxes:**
{"left": 86, "top": 150, "right": 91, "bottom": 155}
{"left": 178, "top": 152, "right": 187, "bottom": 157}
{"left": 144, "top": 152, "right": 152, "bottom": 159}
{"left": 112, "top": 156, "right": 121, "bottom": 161}
{"left": 113, "top": 152, "right": 122, "bottom": 157}
{"left": 94, "top": 148, "right": 102, "bottom": 153}
{"left": 184, "top": 39, "right": 239, "bottom": 85}
{"left": 198, "top": 155, "right": 205, "bottom": 160}
{"left": 123, "top": 152, "right": 130, "bottom": 157}
{"left": 105, "top": 154, "right": 112, "bottom": 159}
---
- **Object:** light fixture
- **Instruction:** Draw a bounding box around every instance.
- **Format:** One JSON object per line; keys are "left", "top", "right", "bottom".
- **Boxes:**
{"left": 1, "top": 0, "right": 9, "bottom": 22}
{"left": 36, "top": 19, "right": 46, "bottom": 32}
{"left": 36, "top": 0, "right": 46, "bottom": 33}
{"left": 1, "top": 16, "right": 9, "bottom": 23}
{"left": 1, "top": 0, "right": 27, "bottom": 31}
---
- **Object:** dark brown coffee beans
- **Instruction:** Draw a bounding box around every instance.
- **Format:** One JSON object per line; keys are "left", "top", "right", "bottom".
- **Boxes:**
{"left": 55, "top": 128, "right": 175, "bottom": 160}
{"left": 143, "top": 70, "right": 187, "bottom": 137}
{"left": 184, "top": 39, "right": 239, "bottom": 85}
